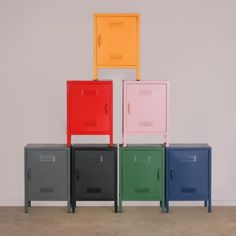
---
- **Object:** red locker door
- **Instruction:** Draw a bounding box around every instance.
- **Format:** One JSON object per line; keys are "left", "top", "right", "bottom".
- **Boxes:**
{"left": 67, "top": 81, "right": 112, "bottom": 134}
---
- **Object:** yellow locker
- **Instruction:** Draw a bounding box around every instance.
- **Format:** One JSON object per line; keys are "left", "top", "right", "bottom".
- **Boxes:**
{"left": 94, "top": 14, "right": 140, "bottom": 80}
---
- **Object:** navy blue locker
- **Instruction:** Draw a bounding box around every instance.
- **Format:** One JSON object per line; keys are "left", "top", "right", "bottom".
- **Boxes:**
{"left": 166, "top": 144, "right": 211, "bottom": 213}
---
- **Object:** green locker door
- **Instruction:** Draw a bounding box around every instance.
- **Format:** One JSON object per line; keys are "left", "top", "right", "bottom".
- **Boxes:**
{"left": 122, "top": 150, "right": 163, "bottom": 200}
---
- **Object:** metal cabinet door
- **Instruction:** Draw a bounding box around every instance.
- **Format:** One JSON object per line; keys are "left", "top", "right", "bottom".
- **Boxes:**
{"left": 126, "top": 83, "right": 167, "bottom": 133}
{"left": 168, "top": 150, "right": 209, "bottom": 199}
{"left": 75, "top": 150, "right": 115, "bottom": 200}
{"left": 96, "top": 16, "right": 138, "bottom": 66}
{"left": 27, "top": 150, "right": 68, "bottom": 200}
{"left": 67, "top": 82, "right": 111, "bottom": 133}
{"left": 122, "top": 150, "right": 163, "bottom": 200}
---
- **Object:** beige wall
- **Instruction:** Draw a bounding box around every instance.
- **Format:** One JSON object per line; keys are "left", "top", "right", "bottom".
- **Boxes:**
{"left": 0, "top": 0, "right": 236, "bottom": 206}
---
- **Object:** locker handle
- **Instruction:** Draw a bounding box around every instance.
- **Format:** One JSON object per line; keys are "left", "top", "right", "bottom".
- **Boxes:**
{"left": 156, "top": 168, "right": 160, "bottom": 180}
{"left": 105, "top": 103, "right": 108, "bottom": 114}
{"left": 76, "top": 170, "right": 80, "bottom": 181}
{"left": 128, "top": 103, "right": 130, "bottom": 114}
{"left": 170, "top": 169, "right": 174, "bottom": 180}
{"left": 98, "top": 35, "right": 102, "bottom": 48}
{"left": 27, "top": 169, "right": 31, "bottom": 181}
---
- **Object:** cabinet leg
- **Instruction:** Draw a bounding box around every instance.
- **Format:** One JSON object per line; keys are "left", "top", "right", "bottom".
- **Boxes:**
{"left": 114, "top": 199, "right": 118, "bottom": 213}
{"left": 204, "top": 200, "right": 207, "bottom": 207}
{"left": 67, "top": 134, "right": 71, "bottom": 147}
{"left": 166, "top": 201, "right": 169, "bottom": 213}
{"left": 109, "top": 134, "right": 113, "bottom": 146}
{"left": 122, "top": 133, "right": 126, "bottom": 147}
{"left": 72, "top": 204, "right": 75, "bottom": 213}
{"left": 24, "top": 199, "right": 28, "bottom": 213}
{"left": 164, "top": 133, "right": 168, "bottom": 146}
{"left": 160, "top": 200, "right": 165, "bottom": 213}
{"left": 119, "top": 197, "right": 123, "bottom": 213}
{"left": 28, "top": 201, "right": 31, "bottom": 207}
{"left": 208, "top": 199, "right": 212, "bottom": 213}
{"left": 71, "top": 200, "right": 76, "bottom": 213}
{"left": 67, "top": 201, "right": 71, "bottom": 213}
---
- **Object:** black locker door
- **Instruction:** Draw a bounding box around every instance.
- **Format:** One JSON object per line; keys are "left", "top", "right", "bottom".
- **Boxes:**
{"left": 75, "top": 150, "right": 115, "bottom": 200}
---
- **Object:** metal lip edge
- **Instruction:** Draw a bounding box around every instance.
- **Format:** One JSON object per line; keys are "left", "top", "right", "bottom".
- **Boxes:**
{"left": 25, "top": 144, "right": 70, "bottom": 150}
{"left": 72, "top": 143, "right": 118, "bottom": 149}
{"left": 123, "top": 80, "right": 169, "bottom": 84}
{"left": 67, "top": 80, "right": 113, "bottom": 84}
{"left": 166, "top": 143, "right": 211, "bottom": 149}
{"left": 94, "top": 13, "right": 140, "bottom": 17}
{"left": 119, "top": 144, "right": 165, "bottom": 148}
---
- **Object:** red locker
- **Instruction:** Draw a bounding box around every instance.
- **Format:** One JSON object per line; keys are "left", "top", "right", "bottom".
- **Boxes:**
{"left": 67, "top": 81, "right": 113, "bottom": 146}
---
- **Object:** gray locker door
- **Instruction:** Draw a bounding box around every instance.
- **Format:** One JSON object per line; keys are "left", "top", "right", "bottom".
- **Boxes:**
{"left": 75, "top": 150, "right": 115, "bottom": 200}
{"left": 27, "top": 150, "right": 68, "bottom": 200}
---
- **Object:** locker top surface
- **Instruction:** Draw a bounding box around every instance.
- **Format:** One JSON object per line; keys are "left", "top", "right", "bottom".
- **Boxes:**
{"left": 95, "top": 13, "right": 140, "bottom": 17}
{"left": 123, "top": 80, "right": 169, "bottom": 85}
{"left": 25, "top": 144, "right": 69, "bottom": 151}
{"left": 119, "top": 144, "right": 164, "bottom": 148}
{"left": 166, "top": 143, "right": 211, "bottom": 149}
{"left": 67, "top": 80, "right": 112, "bottom": 85}
{"left": 72, "top": 144, "right": 117, "bottom": 150}
{"left": 119, "top": 144, "right": 164, "bottom": 150}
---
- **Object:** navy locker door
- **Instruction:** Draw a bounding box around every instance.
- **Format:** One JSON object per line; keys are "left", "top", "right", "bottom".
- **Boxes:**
{"left": 75, "top": 150, "right": 115, "bottom": 200}
{"left": 168, "top": 150, "right": 209, "bottom": 199}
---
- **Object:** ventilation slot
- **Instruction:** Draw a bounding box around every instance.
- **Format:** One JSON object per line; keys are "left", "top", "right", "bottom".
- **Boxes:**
{"left": 82, "top": 89, "right": 98, "bottom": 96}
{"left": 110, "top": 22, "right": 124, "bottom": 28}
{"left": 88, "top": 156, "right": 103, "bottom": 162}
{"left": 182, "top": 156, "right": 197, "bottom": 162}
{"left": 134, "top": 155, "right": 151, "bottom": 162}
{"left": 84, "top": 121, "right": 97, "bottom": 127}
{"left": 181, "top": 187, "right": 196, "bottom": 193}
{"left": 40, "top": 187, "right": 54, "bottom": 193}
{"left": 139, "top": 121, "right": 153, "bottom": 127}
{"left": 39, "top": 156, "right": 55, "bottom": 162}
{"left": 87, "top": 188, "right": 102, "bottom": 193}
{"left": 139, "top": 90, "right": 154, "bottom": 96}
{"left": 135, "top": 187, "right": 150, "bottom": 193}
{"left": 110, "top": 54, "right": 123, "bottom": 60}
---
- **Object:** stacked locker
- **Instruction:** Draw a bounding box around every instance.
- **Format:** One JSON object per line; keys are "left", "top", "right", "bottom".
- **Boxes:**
{"left": 67, "top": 80, "right": 117, "bottom": 213}
{"left": 24, "top": 12, "right": 212, "bottom": 214}
{"left": 120, "top": 81, "right": 169, "bottom": 213}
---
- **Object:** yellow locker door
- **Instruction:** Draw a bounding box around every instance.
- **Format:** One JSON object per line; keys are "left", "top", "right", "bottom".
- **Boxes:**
{"left": 96, "top": 16, "right": 138, "bottom": 66}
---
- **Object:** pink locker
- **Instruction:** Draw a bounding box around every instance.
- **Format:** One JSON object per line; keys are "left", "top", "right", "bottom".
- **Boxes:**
{"left": 123, "top": 80, "right": 169, "bottom": 146}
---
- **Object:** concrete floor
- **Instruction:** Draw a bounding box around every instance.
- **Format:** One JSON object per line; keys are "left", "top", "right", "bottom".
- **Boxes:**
{"left": 0, "top": 207, "right": 235, "bottom": 236}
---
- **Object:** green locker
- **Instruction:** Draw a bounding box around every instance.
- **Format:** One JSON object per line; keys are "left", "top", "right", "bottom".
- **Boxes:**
{"left": 119, "top": 145, "right": 165, "bottom": 213}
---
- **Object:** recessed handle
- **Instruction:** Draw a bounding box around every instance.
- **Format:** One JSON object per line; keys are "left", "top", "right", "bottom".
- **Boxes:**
{"left": 105, "top": 103, "right": 108, "bottom": 114}
{"left": 98, "top": 34, "right": 102, "bottom": 48}
{"left": 27, "top": 169, "right": 31, "bottom": 181}
{"left": 170, "top": 169, "right": 174, "bottom": 180}
{"left": 76, "top": 170, "right": 80, "bottom": 181}
{"left": 157, "top": 168, "right": 160, "bottom": 180}
{"left": 128, "top": 103, "right": 130, "bottom": 114}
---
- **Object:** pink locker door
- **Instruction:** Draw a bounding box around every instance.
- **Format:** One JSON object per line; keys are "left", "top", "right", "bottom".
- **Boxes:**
{"left": 126, "top": 83, "right": 167, "bottom": 133}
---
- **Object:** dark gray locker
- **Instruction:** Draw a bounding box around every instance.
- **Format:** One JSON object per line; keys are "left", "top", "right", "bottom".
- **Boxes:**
{"left": 71, "top": 144, "right": 118, "bottom": 213}
{"left": 24, "top": 144, "right": 70, "bottom": 213}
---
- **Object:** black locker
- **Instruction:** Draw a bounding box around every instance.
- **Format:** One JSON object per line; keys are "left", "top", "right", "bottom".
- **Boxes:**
{"left": 71, "top": 144, "right": 118, "bottom": 213}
